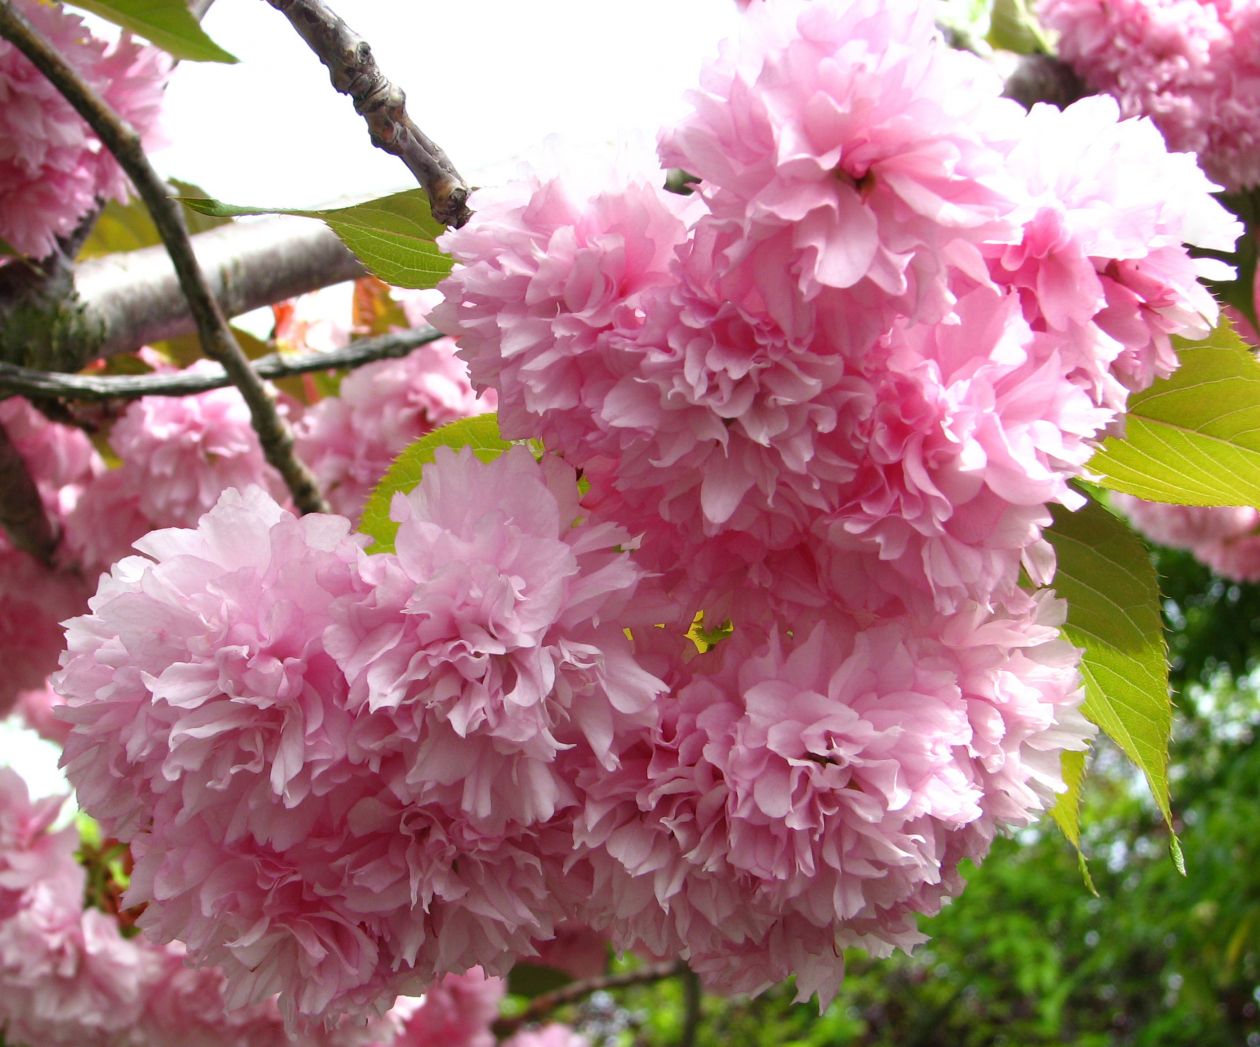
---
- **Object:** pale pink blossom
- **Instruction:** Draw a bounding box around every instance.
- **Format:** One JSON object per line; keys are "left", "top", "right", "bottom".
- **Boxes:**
{"left": 326, "top": 446, "right": 666, "bottom": 834}
{"left": 1040, "top": 0, "right": 1260, "bottom": 191}
{"left": 379, "top": 969, "right": 504, "bottom": 1047}
{"left": 431, "top": 173, "right": 690, "bottom": 457}
{"left": 993, "top": 95, "right": 1240, "bottom": 414}
{"left": 659, "top": 0, "right": 1025, "bottom": 349}
{"left": 0, "top": 0, "right": 168, "bottom": 259}
{"left": 1111, "top": 493, "right": 1260, "bottom": 582}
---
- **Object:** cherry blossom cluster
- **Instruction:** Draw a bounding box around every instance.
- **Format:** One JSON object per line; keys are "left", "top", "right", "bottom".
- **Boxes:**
{"left": 1039, "top": 0, "right": 1260, "bottom": 191}
{"left": 0, "top": 0, "right": 169, "bottom": 260}
{"left": 0, "top": 768, "right": 585, "bottom": 1046}
{"left": 0, "top": 295, "right": 486, "bottom": 716}
{"left": 48, "top": 0, "right": 1239, "bottom": 1032}
{"left": 1112, "top": 494, "right": 1260, "bottom": 582}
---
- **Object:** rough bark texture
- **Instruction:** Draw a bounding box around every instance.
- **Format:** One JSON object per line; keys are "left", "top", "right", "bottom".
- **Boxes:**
{"left": 264, "top": 0, "right": 472, "bottom": 228}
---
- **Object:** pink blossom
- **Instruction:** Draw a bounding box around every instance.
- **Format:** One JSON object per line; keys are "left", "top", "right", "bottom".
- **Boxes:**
{"left": 0, "top": 0, "right": 168, "bottom": 259}
{"left": 659, "top": 0, "right": 1025, "bottom": 348}
{"left": 326, "top": 445, "right": 666, "bottom": 833}
{"left": 431, "top": 172, "right": 691, "bottom": 457}
{"left": 296, "top": 341, "right": 494, "bottom": 518}
{"left": 504, "top": 1025, "right": 592, "bottom": 1047}
{"left": 1111, "top": 493, "right": 1260, "bottom": 582}
{"left": 379, "top": 969, "right": 504, "bottom": 1047}
{"left": 572, "top": 590, "right": 1089, "bottom": 1003}
{"left": 0, "top": 396, "right": 99, "bottom": 524}
{"left": 992, "top": 95, "right": 1239, "bottom": 413}
{"left": 1040, "top": 0, "right": 1260, "bottom": 191}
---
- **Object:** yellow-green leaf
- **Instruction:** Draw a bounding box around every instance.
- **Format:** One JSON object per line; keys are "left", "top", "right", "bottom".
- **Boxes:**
{"left": 183, "top": 190, "right": 451, "bottom": 289}
{"left": 1089, "top": 321, "right": 1260, "bottom": 507}
{"left": 66, "top": 0, "right": 237, "bottom": 63}
{"left": 1046, "top": 498, "right": 1182, "bottom": 872}
{"left": 1048, "top": 748, "right": 1096, "bottom": 893}
{"left": 359, "top": 414, "right": 510, "bottom": 553}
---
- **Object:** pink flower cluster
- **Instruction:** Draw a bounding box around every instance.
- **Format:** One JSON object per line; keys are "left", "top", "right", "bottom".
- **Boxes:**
{"left": 0, "top": 768, "right": 401, "bottom": 1047}
{"left": 1040, "top": 0, "right": 1260, "bottom": 191}
{"left": 51, "top": 0, "right": 1237, "bottom": 1029}
{"left": 57, "top": 451, "right": 660, "bottom": 1025}
{"left": 0, "top": 0, "right": 169, "bottom": 259}
{"left": 1112, "top": 493, "right": 1260, "bottom": 581}
{"left": 0, "top": 397, "right": 96, "bottom": 720}
{"left": 296, "top": 340, "right": 494, "bottom": 518}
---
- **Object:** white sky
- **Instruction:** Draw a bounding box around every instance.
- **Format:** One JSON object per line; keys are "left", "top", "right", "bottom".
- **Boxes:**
{"left": 153, "top": 0, "right": 742, "bottom": 205}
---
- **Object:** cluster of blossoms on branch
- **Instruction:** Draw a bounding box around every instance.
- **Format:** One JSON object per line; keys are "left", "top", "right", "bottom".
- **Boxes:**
{"left": 0, "top": 767, "right": 577, "bottom": 1047}
{"left": 1039, "top": 0, "right": 1260, "bottom": 192}
{"left": 40, "top": 0, "right": 1241, "bottom": 1034}
{"left": 0, "top": 0, "right": 168, "bottom": 259}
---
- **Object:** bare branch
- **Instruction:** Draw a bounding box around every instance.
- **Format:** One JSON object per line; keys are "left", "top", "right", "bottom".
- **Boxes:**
{"left": 0, "top": 0, "right": 329, "bottom": 513}
{"left": 0, "top": 326, "right": 444, "bottom": 401}
{"left": 492, "top": 960, "right": 689, "bottom": 1039}
{"left": 74, "top": 218, "right": 365, "bottom": 362}
{"left": 263, "top": 0, "right": 471, "bottom": 228}
{"left": 0, "top": 421, "right": 57, "bottom": 566}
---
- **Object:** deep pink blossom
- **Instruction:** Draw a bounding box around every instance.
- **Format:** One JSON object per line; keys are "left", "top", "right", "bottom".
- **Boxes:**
{"left": 0, "top": 0, "right": 168, "bottom": 259}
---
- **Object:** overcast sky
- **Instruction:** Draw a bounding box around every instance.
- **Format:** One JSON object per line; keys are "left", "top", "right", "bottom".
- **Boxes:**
{"left": 153, "top": 0, "right": 741, "bottom": 205}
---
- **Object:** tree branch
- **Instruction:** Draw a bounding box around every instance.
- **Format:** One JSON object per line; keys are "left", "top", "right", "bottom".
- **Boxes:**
{"left": 262, "top": 0, "right": 472, "bottom": 228}
{"left": 73, "top": 218, "right": 365, "bottom": 362}
{"left": 0, "top": 420, "right": 57, "bottom": 566}
{"left": 0, "top": 326, "right": 444, "bottom": 401}
{"left": 492, "top": 960, "right": 689, "bottom": 1039}
{"left": 0, "top": 0, "right": 329, "bottom": 513}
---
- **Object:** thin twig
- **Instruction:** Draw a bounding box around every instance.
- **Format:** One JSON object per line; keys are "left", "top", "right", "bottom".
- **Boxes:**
{"left": 262, "top": 0, "right": 471, "bottom": 228}
{"left": 0, "top": 420, "right": 57, "bottom": 566}
{"left": 0, "top": 0, "right": 329, "bottom": 513}
{"left": 493, "top": 960, "right": 689, "bottom": 1039}
{"left": 679, "top": 967, "right": 702, "bottom": 1047}
{"left": 0, "top": 327, "right": 445, "bottom": 401}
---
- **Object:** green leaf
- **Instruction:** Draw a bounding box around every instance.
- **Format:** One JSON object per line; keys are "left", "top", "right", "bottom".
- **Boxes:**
{"left": 506, "top": 963, "right": 574, "bottom": 999}
{"left": 1048, "top": 749, "right": 1097, "bottom": 894}
{"left": 183, "top": 190, "right": 452, "bottom": 288}
{"left": 987, "top": 0, "right": 1052, "bottom": 53}
{"left": 66, "top": 0, "right": 237, "bottom": 63}
{"left": 78, "top": 180, "right": 230, "bottom": 260}
{"left": 1047, "top": 498, "right": 1182, "bottom": 871}
{"left": 1088, "top": 322, "right": 1260, "bottom": 507}
{"left": 359, "top": 414, "right": 510, "bottom": 553}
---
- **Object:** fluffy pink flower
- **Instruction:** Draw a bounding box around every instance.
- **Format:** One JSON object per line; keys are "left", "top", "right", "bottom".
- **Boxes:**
{"left": 105, "top": 362, "right": 290, "bottom": 528}
{"left": 296, "top": 341, "right": 494, "bottom": 518}
{"left": 1111, "top": 493, "right": 1260, "bottom": 582}
{"left": 55, "top": 488, "right": 411, "bottom": 1024}
{"left": 63, "top": 365, "right": 293, "bottom": 574}
{"left": 0, "top": 396, "right": 99, "bottom": 524}
{"left": 504, "top": 1025, "right": 592, "bottom": 1047}
{"left": 326, "top": 445, "right": 665, "bottom": 834}
{"left": 573, "top": 590, "right": 1089, "bottom": 1003}
{"left": 0, "top": 0, "right": 168, "bottom": 258}
{"left": 992, "top": 95, "right": 1239, "bottom": 412}
{"left": 380, "top": 969, "right": 504, "bottom": 1047}
{"left": 659, "top": 0, "right": 1024, "bottom": 349}
{"left": 1040, "top": 0, "right": 1260, "bottom": 191}
{"left": 431, "top": 172, "right": 691, "bottom": 456}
